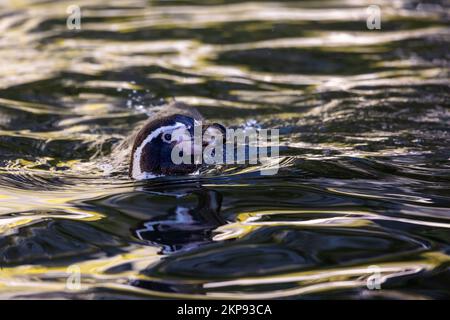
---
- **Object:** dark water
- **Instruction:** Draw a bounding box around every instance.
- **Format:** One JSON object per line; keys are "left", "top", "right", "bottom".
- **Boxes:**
{"left": 0, "top": 0, "right": 449, "bottom": 299}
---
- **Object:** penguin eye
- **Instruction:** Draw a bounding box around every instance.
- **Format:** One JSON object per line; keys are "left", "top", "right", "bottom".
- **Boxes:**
{"left": 162, "top": 133, "right": 172, "bottom": 143}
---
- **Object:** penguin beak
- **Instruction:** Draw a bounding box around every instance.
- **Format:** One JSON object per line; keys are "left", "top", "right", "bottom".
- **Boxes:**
{"left": 170, "top": 131, "right": 202, "bottom": 157}
{"left": 202, "top": 124, "right": 226, "bottom": 147}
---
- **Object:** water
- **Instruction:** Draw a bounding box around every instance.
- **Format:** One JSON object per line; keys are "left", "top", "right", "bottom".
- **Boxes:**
{"left": 0, "top": 0, "right": 449, "bottom": 299}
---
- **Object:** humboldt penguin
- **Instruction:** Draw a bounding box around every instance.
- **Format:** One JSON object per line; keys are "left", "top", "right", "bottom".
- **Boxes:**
{"left": 129, "top": 102, "right": 225, "bottom": 179}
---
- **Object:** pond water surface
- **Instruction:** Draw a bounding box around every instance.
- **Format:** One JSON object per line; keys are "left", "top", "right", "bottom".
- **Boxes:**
{"left": 0, "top": 0, "right": 449, "bottom": 299}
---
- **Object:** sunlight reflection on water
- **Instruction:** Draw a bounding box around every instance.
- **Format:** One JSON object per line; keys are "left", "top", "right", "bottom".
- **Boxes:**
{"left": 0, "top": 0, "right": 449, "bottom": 299}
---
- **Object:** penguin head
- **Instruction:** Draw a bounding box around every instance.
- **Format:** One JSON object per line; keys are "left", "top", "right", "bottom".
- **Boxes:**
{"left": 130, "top": 114, "right": 199, "bottom": 179}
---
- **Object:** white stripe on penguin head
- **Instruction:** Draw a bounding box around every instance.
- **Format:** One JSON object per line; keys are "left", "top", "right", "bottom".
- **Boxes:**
{"left": 132, "top": 122, "right": 186, "bottom": 179}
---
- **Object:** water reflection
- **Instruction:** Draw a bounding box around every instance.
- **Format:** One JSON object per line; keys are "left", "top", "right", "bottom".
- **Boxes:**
{"left": 133, "top": 185, "right": 225, "bottom": 254}
{"left": 0, "top": 0, "right": 449, "bottom": 299}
